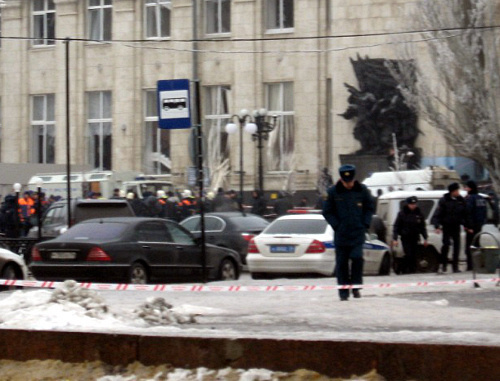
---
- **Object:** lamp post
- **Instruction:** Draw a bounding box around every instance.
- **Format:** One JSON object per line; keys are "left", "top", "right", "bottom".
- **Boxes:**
{"left": 13, "top": 183, "right": 21, "bottom": 238}
{"left": 246, "top": 109, "right": 277, "bottom": 193}
{"left": 225, "top": 110, "right": 257, "bottom": 209}
{"left": 35, "top": 177, "right": 44, "bottom": 240}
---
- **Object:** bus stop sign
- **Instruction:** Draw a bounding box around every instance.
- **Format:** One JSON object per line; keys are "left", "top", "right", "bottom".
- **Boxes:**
{"left": 157, "top": 79, "right": 192, "bottom": 129}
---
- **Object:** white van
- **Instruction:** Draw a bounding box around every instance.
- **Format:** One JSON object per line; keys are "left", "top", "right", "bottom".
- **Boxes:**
{"left": 376, "top": 190, "right": 500, "bottom": 273}
{"left": 363, "top": 167, "right": 461, "bottom": 197}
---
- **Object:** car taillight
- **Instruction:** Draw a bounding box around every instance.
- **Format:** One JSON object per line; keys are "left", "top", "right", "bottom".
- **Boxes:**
{"left": 31, "top": 247, "right": 42, "bottom": 262}
{"left": 241, "top": 233, "right": 255, "bottom": 242}
{"left": 305, "top": 240, "right": 326, "bottom": 253}
{"left": 86, "top": 247, "right": 111, "bottom": 262}
{"left": 247, "top": 238, "right": 260, "bottom": 253}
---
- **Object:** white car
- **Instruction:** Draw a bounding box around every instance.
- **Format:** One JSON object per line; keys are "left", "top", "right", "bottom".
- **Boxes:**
{"left": 0, "top": 247, "right": 29, "bottom": 290}
{"left": 247, "top": 214, "right": 391, "bottom": 279}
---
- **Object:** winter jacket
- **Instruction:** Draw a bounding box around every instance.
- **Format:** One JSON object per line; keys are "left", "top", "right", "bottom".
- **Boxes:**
{"left": 392, "top": 205, "right": 428, "bottom": 241}
{"left": 465, "top": 192, "right": 487, "bottom": 230}
{"left": 322, "top": 180, "right": 374, "bottom": 247}
{"left": 250, "top": 195, "right": 267, "bottom": 216}
{"left": 432, "top": 192, "right": 466, "bottom": 229}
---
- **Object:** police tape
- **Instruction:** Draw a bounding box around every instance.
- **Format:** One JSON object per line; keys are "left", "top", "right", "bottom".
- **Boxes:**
{"left": 0, "top": 277, "right": 499, "bottom": 292}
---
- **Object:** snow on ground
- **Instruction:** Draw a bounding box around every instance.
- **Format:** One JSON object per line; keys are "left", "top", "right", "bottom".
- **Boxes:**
{"left": 0, "top": 272, "right": 498, "bottom": 347}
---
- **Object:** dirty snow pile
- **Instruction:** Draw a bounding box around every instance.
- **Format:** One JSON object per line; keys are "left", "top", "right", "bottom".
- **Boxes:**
{"left": 133, "top": 297, "right": 196, "bottom": 325}
{"left": 50, "top": 280, "right": 108, "bottom": 317}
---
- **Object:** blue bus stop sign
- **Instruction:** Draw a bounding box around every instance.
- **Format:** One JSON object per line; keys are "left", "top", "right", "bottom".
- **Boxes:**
{"left": 157, "top": 79, "right": 192, "bottom": 129}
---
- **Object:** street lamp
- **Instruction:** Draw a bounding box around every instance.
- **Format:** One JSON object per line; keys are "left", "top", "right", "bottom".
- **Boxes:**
{"left": 13, "top": 183, "right": 21, "bottom": 238}
{"left": 35, "top": 177, "right": 44, "bottom": 240}
{"left": 247, "top": 109, "right": 277, "bottom": 193}
{"left": 225, "top": 109, "right": 257, "bottom": 209}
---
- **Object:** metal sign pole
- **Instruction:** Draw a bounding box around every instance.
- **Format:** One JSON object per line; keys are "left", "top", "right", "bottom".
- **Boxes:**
{"left": 193, "top": 80, "right": 207, "bottom": 283}
{"left": 65, "top": 38, "right": 72, "bottom": 227}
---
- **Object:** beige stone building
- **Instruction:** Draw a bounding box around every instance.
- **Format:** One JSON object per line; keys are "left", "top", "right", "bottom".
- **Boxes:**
{"left": 0, "top": 0, "right": 477, "bottom": 198}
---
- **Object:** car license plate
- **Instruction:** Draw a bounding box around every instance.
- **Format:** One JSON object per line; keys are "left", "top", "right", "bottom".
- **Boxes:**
{"left": 270, "top": 245, "right": 295, "bottom": 254}
{"left": 51, "top": 252, "right": 76, "bottom": 260}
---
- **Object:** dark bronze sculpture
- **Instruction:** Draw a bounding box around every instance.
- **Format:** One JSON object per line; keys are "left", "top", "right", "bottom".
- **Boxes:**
{"left": 340, "top": 55, "right": 420, "bottom": 164}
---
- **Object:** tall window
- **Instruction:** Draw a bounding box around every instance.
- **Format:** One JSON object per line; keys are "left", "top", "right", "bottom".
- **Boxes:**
{"left": 88, "top": 0, "right": 112, "bottom": 41}
{"left": 266, "top": 82, "right": 294, "bottom": 171}
{"left": 87, "top": 91, "right": 112, "bottom": 170}
{"left": 266, "top": 0, "right": 294, "bottom": 31}
{"left": 145, "top": 0, "right": 171, "bottom": 39}
{"left": 205, "top": 0, "right": 230, "bottom": 34}
{"left": 144, "top": 90, "right": 171, "bottom": 174}
{"left": 32, "top": 0, "right": 55, "bottom": 45}
{"left": 204, "top": 86, "right": 231, "bottom": 170}
{"left": 31, "top": 94, "right": 56, "bottom": 164}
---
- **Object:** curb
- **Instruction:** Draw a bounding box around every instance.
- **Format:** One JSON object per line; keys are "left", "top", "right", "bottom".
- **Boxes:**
{"left": 0, "top": 330, "right": 499, "bottom": 380}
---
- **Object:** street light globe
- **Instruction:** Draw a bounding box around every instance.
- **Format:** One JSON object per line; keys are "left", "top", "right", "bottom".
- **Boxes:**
{"left": 225, "top": 122, "right": 238, "bottom": 134}
{"left": 239, "top": 109, "right": 249, "bottom": 118}
{"left": 259, "top": 108, "right": 268, "bottom": 116}
{"left": 35, "top": 177, "right": 44, "bottom": 188}
{"left": 245, "top": 122, "right": 257, "bottom": 134}
{"left": 13, "top": 183, "right": 22, "bottom": 192}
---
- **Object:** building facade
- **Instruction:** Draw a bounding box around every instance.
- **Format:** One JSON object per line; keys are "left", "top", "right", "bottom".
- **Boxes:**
{"left": 0, "top": 0, "right": 486, "bottom": 197}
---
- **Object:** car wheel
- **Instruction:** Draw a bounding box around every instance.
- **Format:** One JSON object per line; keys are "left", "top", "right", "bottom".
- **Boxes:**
{"left": 378, "top": 252, "right": 391, "bottom": 275}
{"left": 416, "top": 246, "right": 439, "bottom": 273}
{"left": 0, "top": 264, "right": 22, "bottom": 291}
{"left": 129, "top": 262, "right": 148, "bottom": 284}
{"left": 219, "top": 259, "right": 237, "bottom": 281}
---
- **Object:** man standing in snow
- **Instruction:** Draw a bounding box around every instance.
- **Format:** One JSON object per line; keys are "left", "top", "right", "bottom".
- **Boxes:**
{"left": 322, "top": 164, "right": 374, "bottom": 301}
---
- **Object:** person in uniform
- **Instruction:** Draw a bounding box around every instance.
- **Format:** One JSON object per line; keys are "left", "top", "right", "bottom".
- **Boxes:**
{"left": 392, "top": 196, "right": 428, "bottom": 274}
{"left": 322, "top": 164, "right": 374, "bottom": 301}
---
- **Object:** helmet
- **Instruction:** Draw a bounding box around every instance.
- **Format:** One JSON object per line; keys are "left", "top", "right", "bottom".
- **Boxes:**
{"left": 182, "top": 189, "right": 192, "bottom": 198}
{"left": 156, "top": 190, "right": 166, "bottom": 198}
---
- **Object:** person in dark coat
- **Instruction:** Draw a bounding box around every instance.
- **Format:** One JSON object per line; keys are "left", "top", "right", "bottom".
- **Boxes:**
{"left": 250, "top": 190, "right": 267, "bottom": 216}
{"left": 0, "top": 195, "right": 21, "bottom": 238}
{"left": 273, "top": 191, "right": 293, "bottom": 216}
{"left": 432, "top": 182, "right": 466, "bottom": 273}
{"left": 392, "top": 196, "right": 428, "bottom": 274}
{"left": 322, "top": 164, "right": 374, "bottom": 301}
{"left": 464, "top": 180, "right": 487, "bottom": 271}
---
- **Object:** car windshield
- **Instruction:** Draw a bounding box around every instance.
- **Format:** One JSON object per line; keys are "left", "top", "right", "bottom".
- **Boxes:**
{"left": 229, "top": 216, "right": 269, "bottom": 230}
{"left": 60, "top": 222, "right": 128, "bottom": 241}
{"left": 263, "top": 219, "right": 328, "bottom": 235}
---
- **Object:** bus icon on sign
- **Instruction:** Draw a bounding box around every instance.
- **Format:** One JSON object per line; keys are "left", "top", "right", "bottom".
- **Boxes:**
{"left": 163, "top": 97, "right": 187, "bottom": 111}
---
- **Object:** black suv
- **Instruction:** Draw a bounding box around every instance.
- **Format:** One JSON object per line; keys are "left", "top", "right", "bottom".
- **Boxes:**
{"left": 28, "top": 199, "right": 135, "bottom": 239}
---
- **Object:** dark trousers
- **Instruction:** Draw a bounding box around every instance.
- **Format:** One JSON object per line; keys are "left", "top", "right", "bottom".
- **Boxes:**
{"left": 335, "top": 244, "right": 364, "bottom": 299}
{"left": 465, "top": 226, "right": 482, "bottom": 271}
{"left": 441, "top": 225, "right": 461, "bottom": 271}
{"left": 401, "top": 237, "right": 418, "bottom": 274}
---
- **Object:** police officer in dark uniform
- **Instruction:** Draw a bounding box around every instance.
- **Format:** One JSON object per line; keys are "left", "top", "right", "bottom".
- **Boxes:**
{"left": 322, "top": 164, "right": 374, "bottom": 301}
{"left": 392, "top": 196, "right": 428, "bottom": 274}
{"left": 432, "top": 182, "right": 466, "bottom": 273}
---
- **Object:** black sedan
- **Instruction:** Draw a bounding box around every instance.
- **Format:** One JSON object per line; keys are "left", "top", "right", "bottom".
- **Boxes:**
{"left": 180, "top": 212, "right": 270, "bottom": 264}
{"left": 30, "top": 217, "right": 241, "bottom": 284}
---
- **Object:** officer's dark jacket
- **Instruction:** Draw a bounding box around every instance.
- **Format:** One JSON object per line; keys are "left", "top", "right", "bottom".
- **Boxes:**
{"left": 465, "top": 191, "right": 487, "bottom": 230}
{"left": 432, "top": 192, "right": 466, "bottom": 229}
{"left": 322, "top": 180, "right": 374, "bottom": 246}
{"left": 392, "top": 205, "right": 428, "bottom": 241}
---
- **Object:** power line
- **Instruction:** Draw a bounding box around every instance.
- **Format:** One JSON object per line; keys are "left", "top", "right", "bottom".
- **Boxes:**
{"left": 0, "top": 23, "right": 497, "bottom": 54}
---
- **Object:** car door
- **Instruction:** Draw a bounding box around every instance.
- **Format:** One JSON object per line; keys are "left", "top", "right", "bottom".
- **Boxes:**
{"left": 135, "top": 221, "right": 178, "bottom": 280}
{"left": 41, "top": 204, "right": 67, "bottom": 237}
{"left": 165, "top": 221, "right": 204, "bottom": 279}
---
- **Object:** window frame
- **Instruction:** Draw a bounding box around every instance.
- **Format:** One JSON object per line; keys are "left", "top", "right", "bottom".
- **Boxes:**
{"left": 87, "top": 0, "right": 112, "bottom": 42}
{"left": 144, "top": 89, "right": 171, "bottom": 174}
{"left": 265, "top": 0, "right": 294, "bottom": 34}
{"left": 203, "top": 85, "right": 232, "bottom": 166}
{"left": 144, "top": 0, "right": 172, "bottom": 40}
{"left": 265, "top": 82, "right": 294, "bottom": 172}
{"left": 205, "top": 0, "right": 231, "bottom": 36}
{"left": 87, "top": 91, "right": 112, "bottom": 170}
{"left": 32, "top": 0, "right": 56, "bottom": 46}
{"left": 31, "top": 94, "right": 56, "bottom": 164}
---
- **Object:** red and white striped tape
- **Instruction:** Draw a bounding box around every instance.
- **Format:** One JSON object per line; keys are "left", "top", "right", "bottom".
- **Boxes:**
{"left": 0, "top": 278, "right": 499, "bottom": 292}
